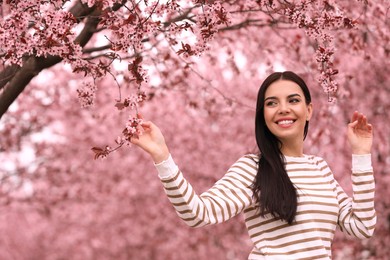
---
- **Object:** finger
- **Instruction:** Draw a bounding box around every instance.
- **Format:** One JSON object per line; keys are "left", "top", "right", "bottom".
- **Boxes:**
{"left": 362, "top": 115, "right": 368, "bottom": 127}
{"left": 356, "top": 114, "right": 368, "bottom": 130}
{"left": 141, "top": 121, "right": 152, "bottom": 128}
{"left": 348, "top": 120, "right": 358, "bottom": 129}
{"left": 367, "top": 123, "right": 373, "bottom": 133}
{"left": 351, "top": 111, "right": 359, "bottom": 123}
{"left": 137, "top": 113, "right": 143, "bottom": 119}
{"left": 130, "top": 136, "right": 139, "bottom": 144}
{"left": 140, "top": 121, "right": 158, "bottom": 133}
{"left": 356, "top": 114, "right": 364, "bottom": 127}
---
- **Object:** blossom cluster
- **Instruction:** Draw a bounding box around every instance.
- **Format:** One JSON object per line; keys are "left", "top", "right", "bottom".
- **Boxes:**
{"left": 175, "top": 1, "right": 232, "bottom": 57}
{"left": 115, "top": 91, "right": 147, "bottom": 111}
{"left": 81, "top": 0, "right": 122, "bottom": 9}
{"left": 76, "top": 81, "right": 98, "bottom": 108}
{"left": 241, "top": 0, "right": 275, "bottom": 9}
{"left": 122, "top": 116, "right": 143, "bottom": 142}
{"left": 285, "top": 0, "right": 357, "bottom": 99}
{"left": 0, "top": 2, "right": 80, "bottom": 66}
{"left": 91, "top": 114, "right": 143, "bottom": 159}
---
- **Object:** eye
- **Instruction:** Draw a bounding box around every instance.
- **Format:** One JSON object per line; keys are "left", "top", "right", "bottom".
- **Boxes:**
{"left": 265, "top": 100, "right": 277, "bottom": 107}
{"left": 289, "top": 98, "right": 300, "bottom": 104}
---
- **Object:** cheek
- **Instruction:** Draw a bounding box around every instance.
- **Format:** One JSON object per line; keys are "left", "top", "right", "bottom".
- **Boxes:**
{"left": 263, "top": 110, "right": 273, "bottom": 126}
{"left": 301, "top": 107, "right": 310, "bottom": 119}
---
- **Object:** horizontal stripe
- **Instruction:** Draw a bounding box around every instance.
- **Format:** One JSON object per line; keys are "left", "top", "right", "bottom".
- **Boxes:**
{"left": 293, "top": 180, "right": 332, "bottom": 185}
{"left": 250, "top": 251, "right": 330, "bottom": 260}
{"left": 267, "top": 237, "right": 332, "bottom": 249}
{"left": 265, "top": 245, "right": 329, "bottom": 256}
{"left": 353, "top": 179, "right": 375, "bottom": 185}
{"left": 164, "top": 178, "right": 185, "bottom": 191}
{"left": 354, "top": 188, "right": 375, "bottom": 194}
{"left": 353, "top": 172, "right": 373, "bottom": 176}
{"left": 288, "top": 165, "right": 328, "bottom": 172}
{"left": 354, "top": 198, "right": 374, "bottom": 203}
{"left": 289, "top": 172, "right": 332, "bottom": 179}
{"left": 353, "top": 207, "right": 375, "bottom": 212}
{"left": 354, "top": 213, "right": 376, "bottom": 222}
{"left": 298, "top": 201, "right": 338, "bottom": 208}
{"left": 228, "top": 166, "right": 255, "bottom": 182}
{"left": 295, "top": 254, "right": 331, "bottom": 260}
{"left": 160, "top": 154, "right": 375, "bottom": 258}
{"left": 251, "top": 225, "right": 334, "bottom": 242}
{"left": 296, "top": 209, "right": 338, "bottom": 217}
{"left": 299, "top": 193, "right": 335, "bottom": 199}
{"left": 248, "top": 218, "right": 337, "bottom": 232}
{"left": 160, "top": 170, "right": 181, "bottom": 183}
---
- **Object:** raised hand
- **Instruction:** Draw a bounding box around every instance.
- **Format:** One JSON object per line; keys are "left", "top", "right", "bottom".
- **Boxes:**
{"left": 347, "top": 111, "right": 373, "bottom": 154}
{"left": 130, "top": 119, "right": 170, "bottom": 163}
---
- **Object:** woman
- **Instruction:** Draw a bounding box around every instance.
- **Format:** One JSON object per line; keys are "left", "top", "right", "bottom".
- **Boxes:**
{"left": 131, "top": 71, "right": 376, "bottom": 259}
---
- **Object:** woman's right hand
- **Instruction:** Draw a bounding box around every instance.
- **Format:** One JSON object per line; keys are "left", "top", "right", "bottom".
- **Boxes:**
{"left": 130, "top": 121, "right": 170, "bottom": 164}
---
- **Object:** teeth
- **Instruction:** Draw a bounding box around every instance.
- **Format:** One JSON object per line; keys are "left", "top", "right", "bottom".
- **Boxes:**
{"left": 278, "top": 120, "right": 294, "bottom": 125}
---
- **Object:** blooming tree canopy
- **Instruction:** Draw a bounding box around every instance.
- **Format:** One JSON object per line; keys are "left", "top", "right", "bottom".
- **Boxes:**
{"left": 0, "top": 0, "right": 389, "bottom": 259}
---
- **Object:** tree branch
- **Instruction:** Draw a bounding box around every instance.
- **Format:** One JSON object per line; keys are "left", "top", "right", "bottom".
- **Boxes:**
{"left": 0, "top": 64, "right": 19, "bottom": 90}
{"left": 82, "top": 44, "right": 112, "bottom": 54}
{"left": 0, "top": 56, "right": 63, "bottom": 119}
{"left": 0, "top": 1, "right": 102, "bottom": 119}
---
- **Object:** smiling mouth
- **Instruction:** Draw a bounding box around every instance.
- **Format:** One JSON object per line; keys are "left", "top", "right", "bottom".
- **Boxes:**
{"left": 277, "top": 120, "right": 295, "bottom": 125}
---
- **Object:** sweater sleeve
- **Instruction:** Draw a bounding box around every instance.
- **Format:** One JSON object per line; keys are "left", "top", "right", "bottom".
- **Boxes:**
{"left": 155, "top": 155, "right": 256, "bottom": 228}
{"left": 334, "top": 154, "right": 376, "bottom": 238}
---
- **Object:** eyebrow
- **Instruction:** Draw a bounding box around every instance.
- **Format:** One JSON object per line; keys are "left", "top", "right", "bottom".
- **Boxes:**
{"left": 264, "top": 93, "right": 302, "bottom": 102}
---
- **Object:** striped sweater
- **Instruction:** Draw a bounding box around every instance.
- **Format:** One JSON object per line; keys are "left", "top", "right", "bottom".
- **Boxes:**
{"left": 155, "top": 154, "right": 376, "bottom": 260}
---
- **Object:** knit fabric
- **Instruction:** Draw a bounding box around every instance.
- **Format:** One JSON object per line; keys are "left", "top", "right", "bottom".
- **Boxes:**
{"left": 155, "top": 154, "right": 376, "bottom": 260}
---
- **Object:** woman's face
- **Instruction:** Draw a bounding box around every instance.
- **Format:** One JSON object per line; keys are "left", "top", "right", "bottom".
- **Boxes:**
{"left": 263, "top": 79, "right": 312, "bottom": 144}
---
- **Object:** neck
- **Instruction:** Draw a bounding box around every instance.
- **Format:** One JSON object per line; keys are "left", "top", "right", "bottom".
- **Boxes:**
{"left": 279, "top": 139, "right": 304, "bottom": 157}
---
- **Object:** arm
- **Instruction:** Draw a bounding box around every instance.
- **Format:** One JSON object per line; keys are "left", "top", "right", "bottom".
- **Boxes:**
{"left": 336, "top": 111, "right": 376, "bottom": 238}
{"left": 335, "top": 154, "right": 376, "bottom": 238}
{"left": 156, "top": 155, "right": 255, "bottom": 227}
{"left": 130, "top": 119, "right": 255, "bottom": 227}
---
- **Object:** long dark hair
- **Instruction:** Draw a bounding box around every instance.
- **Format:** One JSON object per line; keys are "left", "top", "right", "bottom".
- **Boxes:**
{"left": 252, "top": 71, "right": 312, "bottom": 224}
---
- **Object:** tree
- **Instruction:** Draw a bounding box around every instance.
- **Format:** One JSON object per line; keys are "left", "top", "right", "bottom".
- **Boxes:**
{"left": 0, "top": 0, "right": 389, "bottom": 259}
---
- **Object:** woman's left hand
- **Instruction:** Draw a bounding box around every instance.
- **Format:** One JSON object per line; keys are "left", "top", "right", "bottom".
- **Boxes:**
{"left": 347, "top": 111, "right": 373, "bottom": 154}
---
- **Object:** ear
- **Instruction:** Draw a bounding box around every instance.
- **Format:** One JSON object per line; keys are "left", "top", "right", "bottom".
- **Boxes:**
{"left": 306, "top": 103, "right": 313, "bottom": 121}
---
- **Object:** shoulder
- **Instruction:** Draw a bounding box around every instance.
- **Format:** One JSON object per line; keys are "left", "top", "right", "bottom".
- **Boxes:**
{"left": 224, "top": 154, "right": 259, "bottom": 182}
{"left": 238, "top": 153, "right": 259, "bottom": 165}
{"left": 243, "top": 153, "right": 259, "bottom": 161}
{"left": 229, "top": 154, "right": 259, "bottom": 173}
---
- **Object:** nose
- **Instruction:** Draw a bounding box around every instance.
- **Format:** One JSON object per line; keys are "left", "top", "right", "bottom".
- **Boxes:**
{"left": 278, "top": 101, "right": 290, "bottom": 114}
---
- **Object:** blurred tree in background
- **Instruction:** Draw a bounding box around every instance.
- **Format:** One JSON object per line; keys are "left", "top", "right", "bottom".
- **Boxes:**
{"left": 0, "top": 0, "right": 389, "bottom": 259}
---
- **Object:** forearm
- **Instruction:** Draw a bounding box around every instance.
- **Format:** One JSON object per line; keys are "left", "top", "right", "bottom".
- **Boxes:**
{"left": 155, "top": 155, "right": 213, "bottom": 227}
{"left": 155, "top": 155, "right": 254, "bottom": 227}
{"left": 338, "top": 154, "right": 376, "bottom": 238}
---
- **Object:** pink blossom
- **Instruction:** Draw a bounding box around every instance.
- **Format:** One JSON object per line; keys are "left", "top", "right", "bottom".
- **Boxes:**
{"left": 0, "top": 0, "right": 389, "bottom": 259}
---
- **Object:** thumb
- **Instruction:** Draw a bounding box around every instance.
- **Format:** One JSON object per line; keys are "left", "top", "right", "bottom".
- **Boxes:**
{"left": 348, "top": 120, "right": 358, "bottom": 129}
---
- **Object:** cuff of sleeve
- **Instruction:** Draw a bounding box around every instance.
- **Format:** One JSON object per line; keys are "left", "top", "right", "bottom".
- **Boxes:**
{"left": 352, "top": 154, "right": 373, "bottom": 172}
{"left": 154, "top": 154, "right": 179, "bottom": 179}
